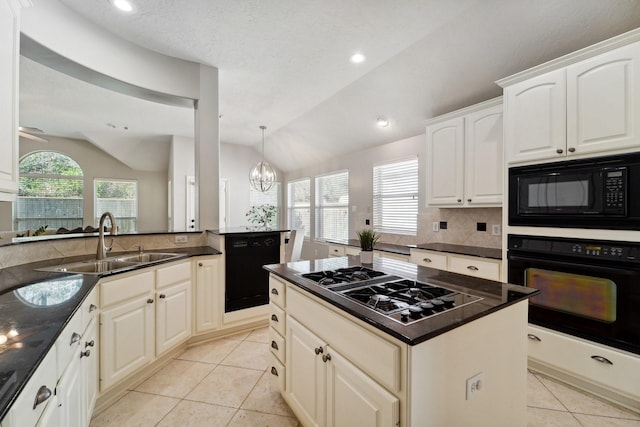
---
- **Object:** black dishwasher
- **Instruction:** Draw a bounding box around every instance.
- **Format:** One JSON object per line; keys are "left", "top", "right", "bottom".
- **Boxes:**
{"left": 225, "top": 232, "right": 281, "bottom": 312}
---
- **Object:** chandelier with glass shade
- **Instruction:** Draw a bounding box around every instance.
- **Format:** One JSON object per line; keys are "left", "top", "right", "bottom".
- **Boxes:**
{"left": 249, "top": 125, "right": 277, "bottom": 192}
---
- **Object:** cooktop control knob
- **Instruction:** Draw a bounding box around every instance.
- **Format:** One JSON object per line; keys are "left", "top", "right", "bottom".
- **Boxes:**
{"left": 408, "top": 306, "right": 423, "bottom": 319}
{"left": 400, "top": 310, "right": 410, "bottom": 322}
{"left": 431, "top": 299, "right": 445, "bottom": 311}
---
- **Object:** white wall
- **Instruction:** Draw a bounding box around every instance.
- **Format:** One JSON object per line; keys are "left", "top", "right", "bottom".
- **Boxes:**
{"left": 283, "top": 134, "right": 502, "bottom": 258}
{"left": 169, "top": 136, "right": 195, "bottom": 231}
{"left": 19, "top": 135, "right": 168, "bottom": 232}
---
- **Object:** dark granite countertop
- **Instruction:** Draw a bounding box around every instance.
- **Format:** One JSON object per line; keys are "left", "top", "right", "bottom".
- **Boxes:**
{"left": 208, "top": 227, "right": 290, "bottom": 235}
{"left": 411, "top": 243, "right": 502, "bottom": 260}
{"left": 326, "top": 239, "right": 411, "bottom": 256}
{"left": 264, "top": 256, "right": 538, "bottom": 346}
{"left": 0, "top": 246, "right": 220, "bottom": 421}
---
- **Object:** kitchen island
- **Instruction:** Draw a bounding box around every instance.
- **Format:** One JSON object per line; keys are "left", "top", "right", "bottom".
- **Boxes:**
{"left": 265, "top": 256, "right": 538, "bottom": 427}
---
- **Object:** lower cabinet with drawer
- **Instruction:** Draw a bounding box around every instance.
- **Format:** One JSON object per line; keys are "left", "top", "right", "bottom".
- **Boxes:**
{"left": 268, "top": 275, "right": 287, "bottom": 392}
{"left": 410, "top": 248, "right": 502, "bottom": 281}
{"left": 527, "top": 325, "right": 640, "bottom": 411}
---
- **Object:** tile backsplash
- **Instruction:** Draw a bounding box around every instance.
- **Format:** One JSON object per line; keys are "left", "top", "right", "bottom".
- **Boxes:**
{"left": 355, "top": 207, "right": 502, "bottom": 249}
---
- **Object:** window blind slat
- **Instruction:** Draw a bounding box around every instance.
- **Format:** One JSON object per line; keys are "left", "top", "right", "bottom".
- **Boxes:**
{"left": 287, "top": 179, "right": 310, "bottom": 237}
{"left": 316, "top": 171, "right": 349, "bottom": 241}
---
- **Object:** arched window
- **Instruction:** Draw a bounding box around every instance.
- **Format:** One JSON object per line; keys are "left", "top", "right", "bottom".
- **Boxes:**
{"left": 16, "top": 151, "right": 84, "bottom": 232}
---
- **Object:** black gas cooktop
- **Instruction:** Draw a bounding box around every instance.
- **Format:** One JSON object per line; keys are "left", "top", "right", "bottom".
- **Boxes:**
{"left": 301, "top": 267, "right": 483, "bottom": 325}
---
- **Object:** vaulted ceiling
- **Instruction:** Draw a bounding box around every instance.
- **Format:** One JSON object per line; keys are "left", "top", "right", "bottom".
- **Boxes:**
{"left": 19, "top": 0, "right": 640, "bottom": 172}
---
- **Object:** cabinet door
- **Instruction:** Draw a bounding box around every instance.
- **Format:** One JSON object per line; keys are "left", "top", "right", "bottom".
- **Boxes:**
{"left": 57, "top": 352, "right": 83, "bottom": 427}
{"left": 465, "top": 104, "right": 503, "bottom": 205}
{"left": 286, "top": 316, "right": 325, "bottom": 427}
{"left": 194, "top": 257, "right": 220, "bottom": 333}
{"left": 426, "top": 117, "right": 465, "bottom": 205}
{"left": 567, "top": 42, "right": 640, "bottom": 156}
{"left": 100, "top": 294, "right": 155, "bottom": 391}
{"left": 82, "top": 318, "right": 99, "bottom": 425}
{"left": 156, "top": 280, "right": 192, "bottom": 355}
{"left": 326, "top": 348, "right": 399, "bottom": 427}
{"left": 505, "top": 69, "right": 566, "bottom": 164}
{"left": 34, "top": 395, "right": 58, "bottom": 427}
{"left": 0, "top": 0, "right": 19, "bottom": 200}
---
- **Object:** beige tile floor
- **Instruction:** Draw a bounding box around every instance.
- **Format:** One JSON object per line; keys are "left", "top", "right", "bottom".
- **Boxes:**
{"left": 91, "top": 326, "right": 640, "bottom": 427}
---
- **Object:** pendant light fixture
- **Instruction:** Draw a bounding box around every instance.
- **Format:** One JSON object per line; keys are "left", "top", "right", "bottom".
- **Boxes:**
{"left": 249, "top": 125, "right": 277, "bottom": 192}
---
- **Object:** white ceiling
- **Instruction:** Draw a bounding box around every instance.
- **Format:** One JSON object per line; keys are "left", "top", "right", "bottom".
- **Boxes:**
{"left": 19, "top": 0, "right": 640, "bottom": 172}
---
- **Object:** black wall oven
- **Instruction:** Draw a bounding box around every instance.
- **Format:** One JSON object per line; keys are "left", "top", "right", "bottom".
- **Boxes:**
{"left": 508, "top": 234, "right": 640, "bottom": 355}
{"left": 508, "top": 152, "right": 640, "bottom": 229}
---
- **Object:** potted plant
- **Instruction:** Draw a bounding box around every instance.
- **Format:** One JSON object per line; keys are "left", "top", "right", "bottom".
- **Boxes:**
{"left": 357, "top": 229, "right": 379, "bottom": 264}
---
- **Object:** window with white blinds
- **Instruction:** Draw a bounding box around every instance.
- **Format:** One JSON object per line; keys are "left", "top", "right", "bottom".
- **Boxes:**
{"left": 373, "top": 157, "right": 418, "bottom": 235}
{"left": 249, "top": 183, "right": 280, "bottom": 227}
{"left": 287, "top": 179, "right": 310, "bottom": 238}
{"left": 316, "top": 171, "right": 349, "bottom": 241}
{"left": 94, "top": 179, "right": 138, "bottom": 233}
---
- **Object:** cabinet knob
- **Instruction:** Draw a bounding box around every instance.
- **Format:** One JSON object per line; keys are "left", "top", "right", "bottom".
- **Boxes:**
{"left": 527, "top": 334, "right": 541, "bottom": 342}
{"left": 314, "top": 346, "right": 323, "bottom": 355}
{"left": 467, "top": 265, "right": 479, "bottom": 271}
{"left": 270, "top": 366, "right": 279, "bottom": 376}
{"left": 322, "top": 353, "right": 332, "bottom": 363}
{"left": 159, "top": 294, "right": 166, "bottom": 299}
{"left": 271, "top": 314, "right": 279, "bottom": 322}
{"left": 271, "top": 288, "right": 279, "bottom": 295}
{"left": 457, "top": 199, "right": 462, "bottom": 203}
{"left": 467, "top": 199, "right": 472, "bottom": 203}
{"left": 271, "top": 341, "right": 279, "bottom": 350}
{"left": 198, "top": 262, "right": 203, "bottom": 267}
{"left": 556, "top": 148, "right": 564, "bottom": 154}
{"left": 70, "top": 332, "right": 81, "bottom": 346}
{"left": 591, "top": 355, "right": 613, "bottom": 365}
{"left": 147, "top": 298, "right": 154, "bottom": 304}
{"left": 85, "top": 340, "right": 95, "bottom": 348}
{"left": 80, "top": 349, "right": 91, "bottom": 358}
{"left": 33, "top": 385, "right": 52, "bottom": 409}
{"left": 568, "top": 147, "right": 576, "bottom": 153}
{"left": 89, "top": 304, "right": 98, "bottom": 312}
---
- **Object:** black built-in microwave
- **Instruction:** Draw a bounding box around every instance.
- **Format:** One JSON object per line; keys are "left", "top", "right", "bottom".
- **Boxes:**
{"left": 508, "top": 152, "right": 640, "bottom": 229}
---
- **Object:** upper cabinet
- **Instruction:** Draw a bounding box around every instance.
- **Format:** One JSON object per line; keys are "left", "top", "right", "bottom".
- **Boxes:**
{"left": 501, "top": 36, "right": 640, "bottom": 165}
{"left": 0, "top": 0, "right": 22, "bottom": 201}
{"left": 426, "top": 98, "right": 503, "bottom": 207}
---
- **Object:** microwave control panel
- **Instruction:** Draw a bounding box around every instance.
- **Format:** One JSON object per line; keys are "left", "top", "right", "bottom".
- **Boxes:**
{"left": 603, "top": 167, "right": 626, "bottom": 213}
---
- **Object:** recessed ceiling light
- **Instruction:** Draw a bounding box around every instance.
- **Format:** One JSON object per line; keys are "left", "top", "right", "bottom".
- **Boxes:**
{"left": 111, "top": 0, "right": 135, "bottom": 13}
{"left": 376, "top": 116, "right": 389, "bottom": 128}
{"left": 350, "top": 52, "right": 366, "bottom": 64}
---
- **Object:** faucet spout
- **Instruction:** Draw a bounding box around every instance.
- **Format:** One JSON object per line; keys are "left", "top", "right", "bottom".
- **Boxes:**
{"left": 97, "top": 212, "right": 118, "bottom": 260}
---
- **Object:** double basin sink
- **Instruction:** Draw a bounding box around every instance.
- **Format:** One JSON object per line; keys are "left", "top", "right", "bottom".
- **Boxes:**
{"left": 38, "top": 252, "right": 187, "bottom": 275}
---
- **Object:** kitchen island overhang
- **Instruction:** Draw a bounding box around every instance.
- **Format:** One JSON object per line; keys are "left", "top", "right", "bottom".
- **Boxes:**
{"left": 264, "top": 255, "right": 538, "bottom": 346}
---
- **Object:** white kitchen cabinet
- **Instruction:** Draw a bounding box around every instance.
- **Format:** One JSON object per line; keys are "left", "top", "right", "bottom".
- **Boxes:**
{"left": 0, "top": 0, "right": 20, "bottom": 201}
{"left": 81, "top": 318, "right": 99, "bottom": 425}
{"left": 409, "top": 248, "right": 502, "bottom": 281}
{"left": 286, "top": 316, "right": 399, "bottom": 427}
{"left": 156, "top": 261, "right": 192, "bottom": 354}
{"left": 194, "top": 256, "right": 221, "bottom": 333}
{"left": 527, "top": 325, "right": 640, "bottom": 411}
{"left": 57, "top": 351, "right": 84, "bottom": 427}
{"left": 100, "top": 271, "right": 155, "bottom": 391}
{"left": 503, "top": 40, "right": 640, "bottom": 165}
{"left": 426, "top": 98, "right": 503, "bottom": 207}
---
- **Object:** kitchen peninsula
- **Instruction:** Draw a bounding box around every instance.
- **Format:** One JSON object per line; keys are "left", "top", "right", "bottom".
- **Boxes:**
{"left": 265, "top": 256, "right": 539, "bottom": 427}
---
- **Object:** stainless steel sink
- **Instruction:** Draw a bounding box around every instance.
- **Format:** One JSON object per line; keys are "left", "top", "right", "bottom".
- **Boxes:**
{"left": 112, "top": 252, "right": 184, "bottom": 263}
{"left": 38, "top": 252, "right": 185, "bottom": 275}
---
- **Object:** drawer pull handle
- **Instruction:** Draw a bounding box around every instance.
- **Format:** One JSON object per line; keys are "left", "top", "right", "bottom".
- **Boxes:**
{"left": 271, "top": 314, "right": 279, "bottom": 322}
{"left": 271, "top": 288, "right": 279, "bottom": 295}
{"left": 556, "top": 148, "right": 564, "bottom": 154}
{"left": 568, "top": 147, "right": 576, "bottom": 153}
{"left": 271, "top": 341, "right": 279, "bottom": 350}
{"left": 322, "top": 353, "right": 332, "bottom": 363}
{"left": 591, "top": 355, "right": 613, "bottom": 365}
{"left": 467, "top": 265, "right": 479, "bottom": 271}
{"left": 527, "top": 334, "right": 541, "bottom": 342}
{"left": 271, "top": 366, "right": 279, "bottom": 376}
{"left": 159, "top": 294, "right": 166, "bottom": 299}
{"left": 85, "top": 340, "right": 95, "bottom": 348}
{"left": 80, "top": 349, "right": 91, "bottom": 358}
{"left": 314, "top": 346, "right": 323, "bottom": 355}
{"left": 422, "top": 258, "right": 432, "bottom": 263}
{"left": 70, "top": 332, "right": 81, "bottom": 346}
{"left": 33, "top": 385, "right": 52, "bottom": 409}
{"left": 89, "top": 304, "right": 97, "bottom": 312}
{"left": 147, "top": 298, "right": 154, "bottom": 304}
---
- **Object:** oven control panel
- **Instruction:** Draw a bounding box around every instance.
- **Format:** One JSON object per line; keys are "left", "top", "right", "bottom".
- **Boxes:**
{"left": 603, "top": 167, "right": 626, "bottom": 212}
{"left": 509, "top": 235, "right": 639, "bottom": 263}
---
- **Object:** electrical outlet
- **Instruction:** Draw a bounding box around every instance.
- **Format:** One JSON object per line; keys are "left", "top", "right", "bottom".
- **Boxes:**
{"left": 432, "top": 222, "right": 439, "bottom": 232}
{"left": 491, "top": 224, "right": 501, "bottom": 236}
{"left": 365, "top": 219, "right": 370, "bottom": 225}
{"left": 174, "top": 235, "right": 188, "bottom": 243}
{"left": 466, "top": 372, "right": 484, "bottom": 400}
